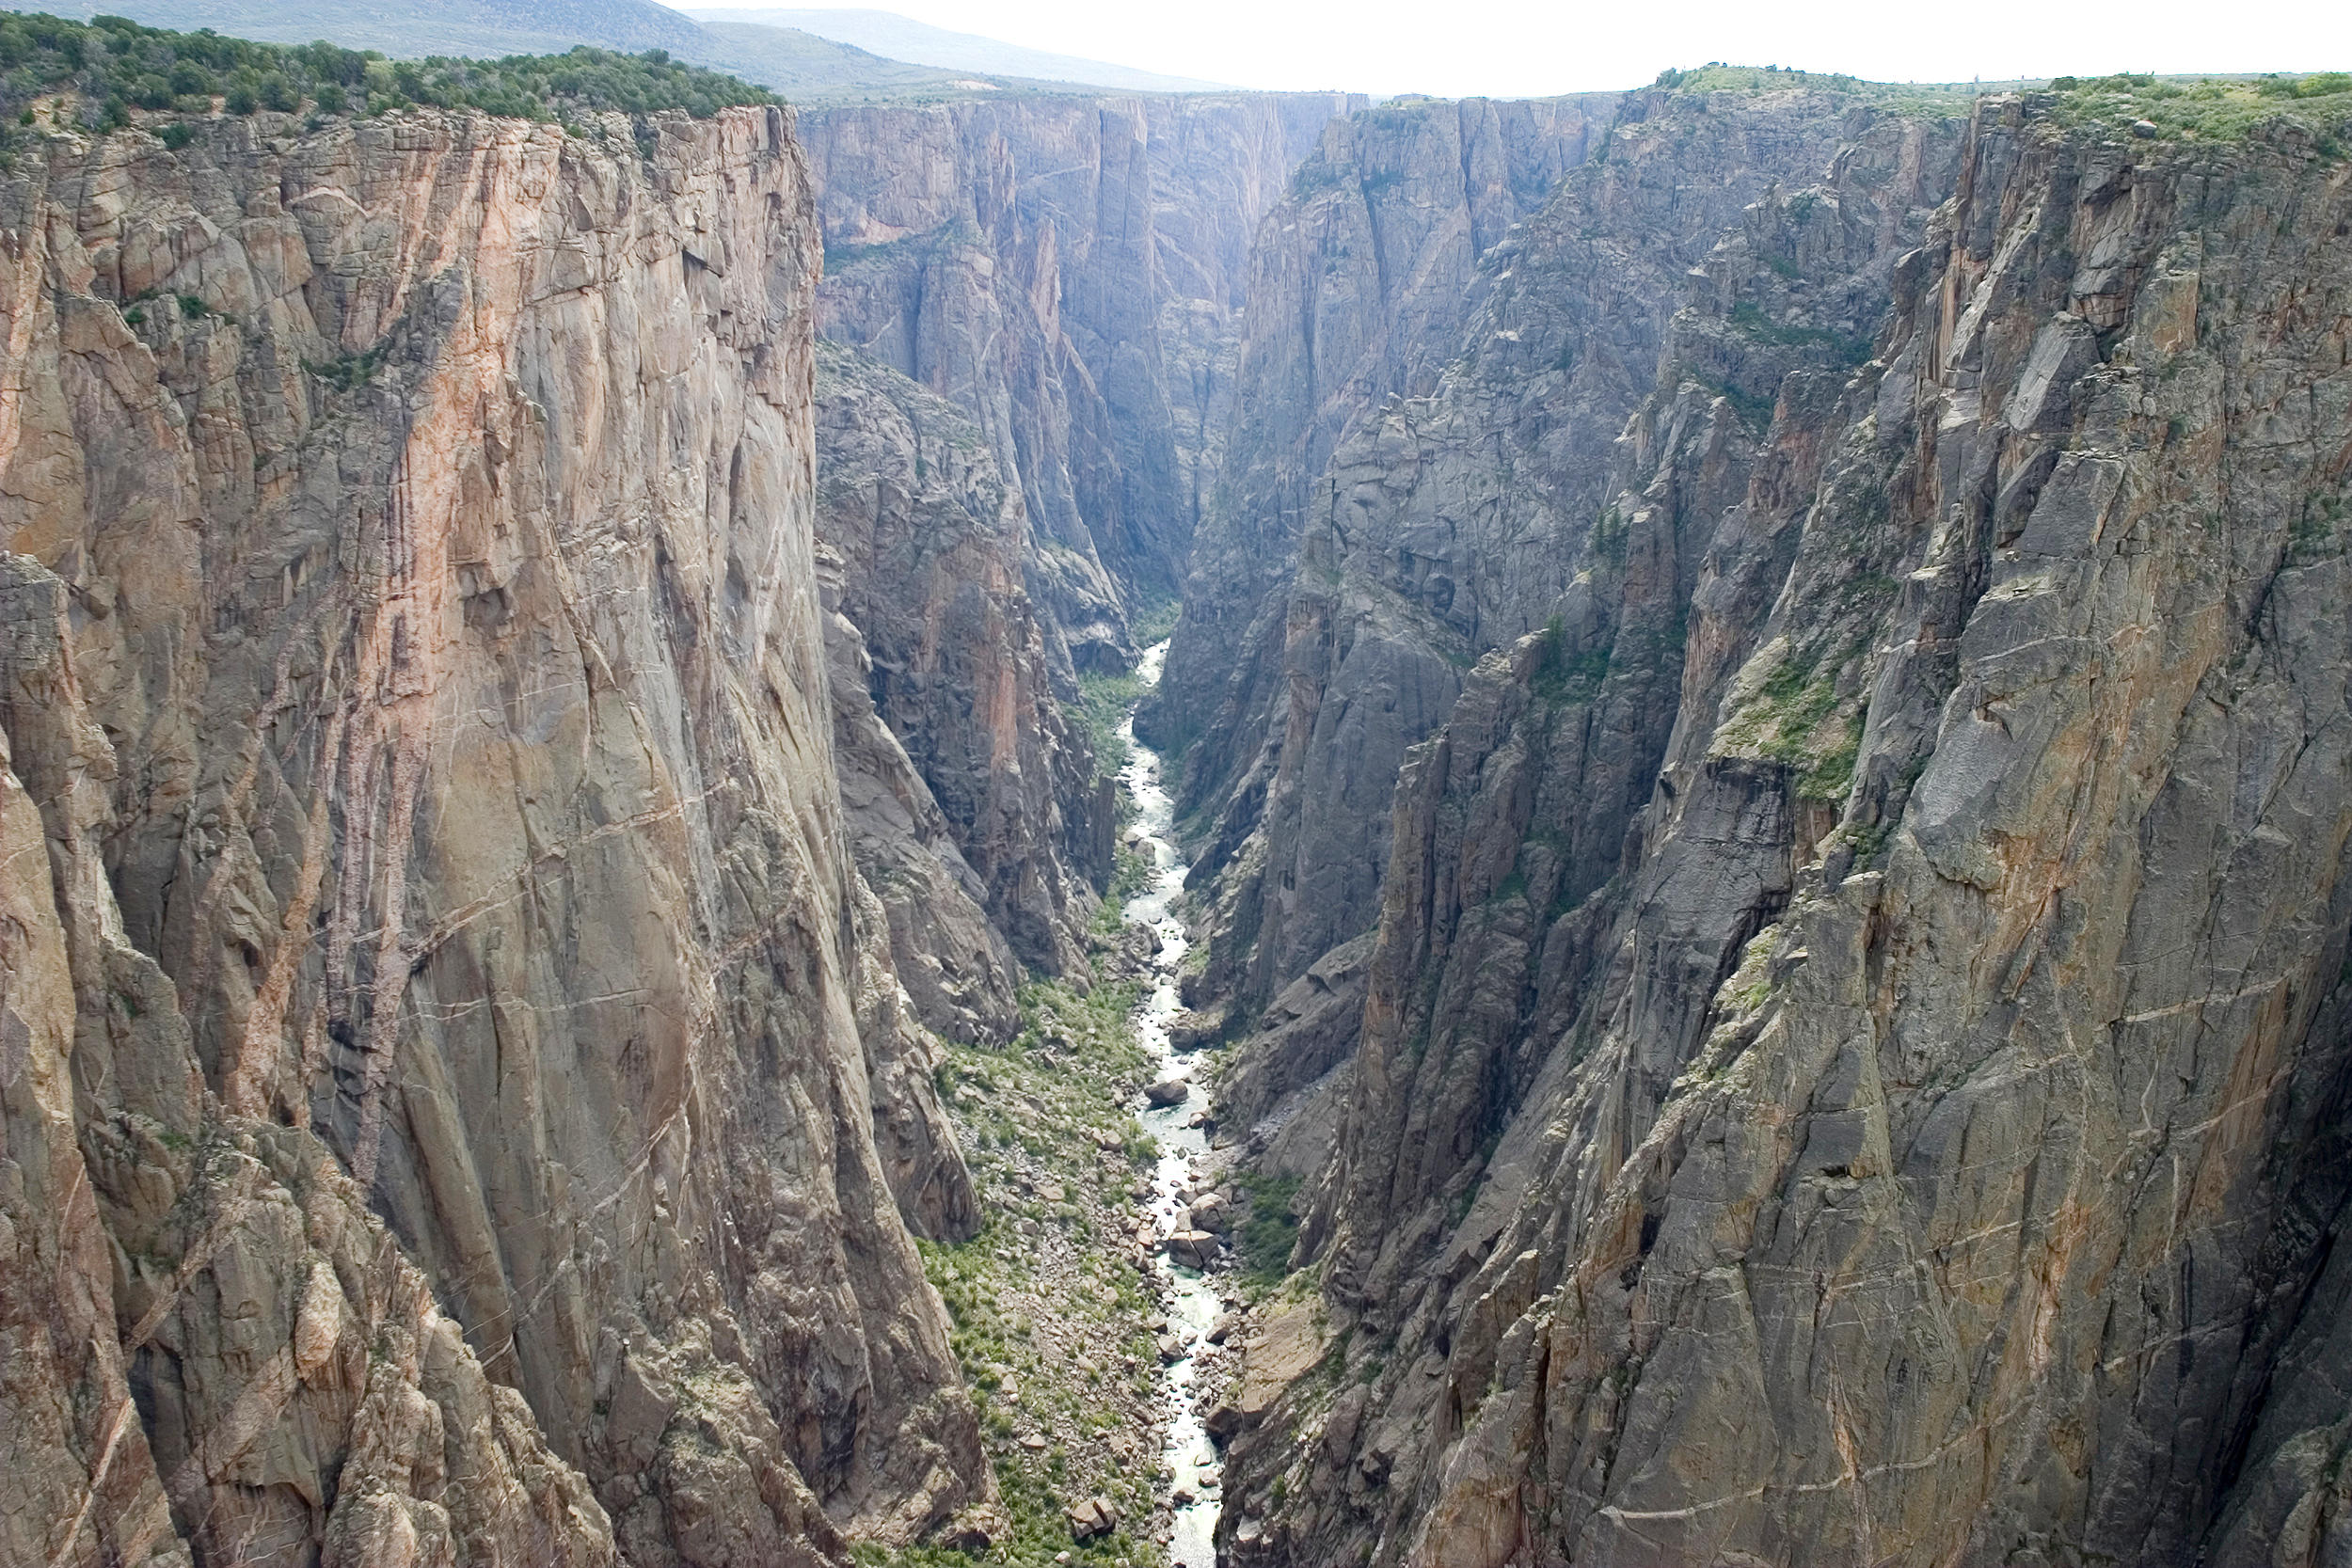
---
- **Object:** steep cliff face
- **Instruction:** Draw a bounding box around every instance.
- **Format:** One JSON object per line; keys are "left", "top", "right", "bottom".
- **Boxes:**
{"left": 1147, "top": 92, "right": 1616, "bottom": 790}
{"left": 814, "top": 339, "right": 1098, "bottom": 994}
{"left": 799, "top": 91, "right": 1355, "bottom": 666}
{"left": 1172, "top": 86, "right": 1942, "bottom": 1050}
{"left": 1220, "top": 93, "right": 2352, "bottom": 1568}
{"left": 0, "top": 103, "right": 981, "bottom": 1565}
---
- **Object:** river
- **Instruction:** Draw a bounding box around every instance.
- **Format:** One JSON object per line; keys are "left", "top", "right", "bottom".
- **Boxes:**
{"left": 1119, "top": 641, "right": 1222, "bottom": 1568}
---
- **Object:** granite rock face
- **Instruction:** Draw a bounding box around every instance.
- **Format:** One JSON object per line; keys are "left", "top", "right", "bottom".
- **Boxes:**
{"left": 800, "top": 91, "right": 1357, "bottom": 664}
{"left": 1217, "top": 92, "right": 2352, "bottom": 1568}
{"left": 1171, "top": 86, "right": 1931, "bottom": 1038}
{"left": 2, "top": 549, "right": 621, "bottom": 1568}
{"left": 1147, "top": 92, "right": 1617, "bottom": 792}
{"left": 0, "top": 103, "right": 980, "bottom": 1564}
{"left": 814, "top": 339, "right": 1103, "bottom": 988}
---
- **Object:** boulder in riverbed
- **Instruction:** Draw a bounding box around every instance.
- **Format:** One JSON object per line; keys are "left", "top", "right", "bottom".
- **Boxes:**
{"left": 1167, "top": 1229, "right": 1220, "bottom": 1269}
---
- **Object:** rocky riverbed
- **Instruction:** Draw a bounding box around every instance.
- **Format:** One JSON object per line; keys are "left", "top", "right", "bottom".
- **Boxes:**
{"left": 881, "top": 641, "right": 1252, "bottom": 1567}
{"left": 1120, "top": 642, "right": 1236, "bottom": 1568}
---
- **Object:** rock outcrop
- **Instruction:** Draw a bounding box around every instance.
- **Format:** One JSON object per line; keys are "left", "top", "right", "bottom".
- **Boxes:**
{"left": 0, "top": 103, "right": 980, "bottom": 1565}
{"left": 1217, "top": 88, "right": 2352, "bottom": 1568}
{"left": 801, "top": 91, "right": 1359, "bottom": 664}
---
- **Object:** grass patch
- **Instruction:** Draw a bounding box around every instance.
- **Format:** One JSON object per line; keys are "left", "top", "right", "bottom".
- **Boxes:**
{"left": 1719, "top": 636, "right": 1872, "bottom": 801}
{"left": 1677, "top": 364, "right": 1778, "bottom": 431}
{"left": 302, "top": 340, "right": 391, "bottom": 392}
{"left": 1796, "top": 710, "right": 1865, "bottom": 801}
{"left": 1728, "top": 301, "right": 1872, "bottom": 366}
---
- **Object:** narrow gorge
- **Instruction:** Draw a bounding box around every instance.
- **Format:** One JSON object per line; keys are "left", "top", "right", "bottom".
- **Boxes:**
{"left": 1, "top": 15, "right": 2349, "bottom": 1568}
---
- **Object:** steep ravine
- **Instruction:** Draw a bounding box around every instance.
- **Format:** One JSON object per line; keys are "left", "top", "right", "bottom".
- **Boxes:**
{"left": 801, "top": 91, "right": 1359, "bottom": 671}
{"left": 11, "top": 52, "right": 2352, "bottom": 1568}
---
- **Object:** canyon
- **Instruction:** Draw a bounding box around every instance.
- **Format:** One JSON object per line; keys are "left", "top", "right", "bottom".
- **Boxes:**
{"left": 2, "top": 31, "right": 2350, "bottom": 1568}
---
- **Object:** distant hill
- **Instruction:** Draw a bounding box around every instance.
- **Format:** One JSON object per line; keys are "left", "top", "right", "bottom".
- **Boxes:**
{"left": 39, "top": 0, "right": 710, "bottom": 62}
{"left": 686, "top": 7, "right": 1232, "bottom": 92}
{"left": 690, "top": 20, "right": 981, "bottom": 98}
{"left": 30, "top": 0, "right": 1201, "bottom": 101}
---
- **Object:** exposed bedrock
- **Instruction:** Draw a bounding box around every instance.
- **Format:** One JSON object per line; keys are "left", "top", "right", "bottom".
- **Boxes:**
{"left": 1218, "top": 92, "right": 2352, "bottom": 1568}
{"left": 1161, "top": 87, "right": 1947, "bottom": 1042}
{"left": 0, "top": 104, "right": 981, "bottom": 1565}
{"left": 814, "top": 339, "right": 1098, "bottom": 996}
{"left": 1146, "top": 90, "right": 1617, "bottom": 784}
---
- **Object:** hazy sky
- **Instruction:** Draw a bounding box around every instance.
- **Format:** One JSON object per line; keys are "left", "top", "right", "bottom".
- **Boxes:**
{"left": 692, "top": 0, "right": 2349, "bottom": 98}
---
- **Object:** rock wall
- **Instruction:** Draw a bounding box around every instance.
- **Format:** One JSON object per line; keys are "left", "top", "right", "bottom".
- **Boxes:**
{"left": 1167, "top": 86, "right": 1916, "bottom": 1044}
{"left": 814, "top": 339, "right": 1098, "bottom": 995}
{"left": 1146, "top": 92, "right": 1617, "bottom": 793}
{"left": 800, "top": 91, "right": 1357, "bottom": 666}
{"left": 0, "top": 103, "right": 982, "bottom": 1566}
{"left": 1217, "top": 91, "right": 2352, "bottom": 1568}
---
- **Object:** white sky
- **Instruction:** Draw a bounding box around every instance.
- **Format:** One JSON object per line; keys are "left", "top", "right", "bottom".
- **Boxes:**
{"left": 691, "top": 0, "right": 2351, "bottom": 98}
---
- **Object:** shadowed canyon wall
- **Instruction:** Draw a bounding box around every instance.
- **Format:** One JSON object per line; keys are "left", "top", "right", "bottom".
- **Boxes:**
{"left": 1206, "top": 87, "right": 2352, "bottom": 1568}
{"left": 814, "top": 338, "right": 1099, "bottom": 1003}
{"left": 1158, "top": 86, "right": 1926, "bottom": 1050}
{"left": 799, "top": 91, "right": 1360, "bottom": 668}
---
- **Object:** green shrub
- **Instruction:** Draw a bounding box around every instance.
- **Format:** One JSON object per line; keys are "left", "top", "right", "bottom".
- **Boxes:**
{"left": 2048, "top": 71, "right": 2352, "bottom": 142}
{"left": 0, "top": 12, "right": 777, "bottom": 135}
{"left": 1232, "top": 1171, "right": 1304, "bottom": 1293}
{"left": 155, "top": 120, "right": 192, "bottom": 149}
{"left": 302, "top": 340, "right": 390, "bottom": 391}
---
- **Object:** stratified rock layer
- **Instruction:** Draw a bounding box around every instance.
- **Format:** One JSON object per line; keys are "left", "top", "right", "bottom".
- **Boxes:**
{"left": 0, "top": 103, "right": 979, "bottom": 1565}
{"left": 1219, "top": 91, "right": 2352, "bottom": 1568}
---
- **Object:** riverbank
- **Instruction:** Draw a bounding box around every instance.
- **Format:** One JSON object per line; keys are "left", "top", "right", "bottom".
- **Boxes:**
{"left": 862, "top": 641, "right": 1245, "bottom": 1568}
